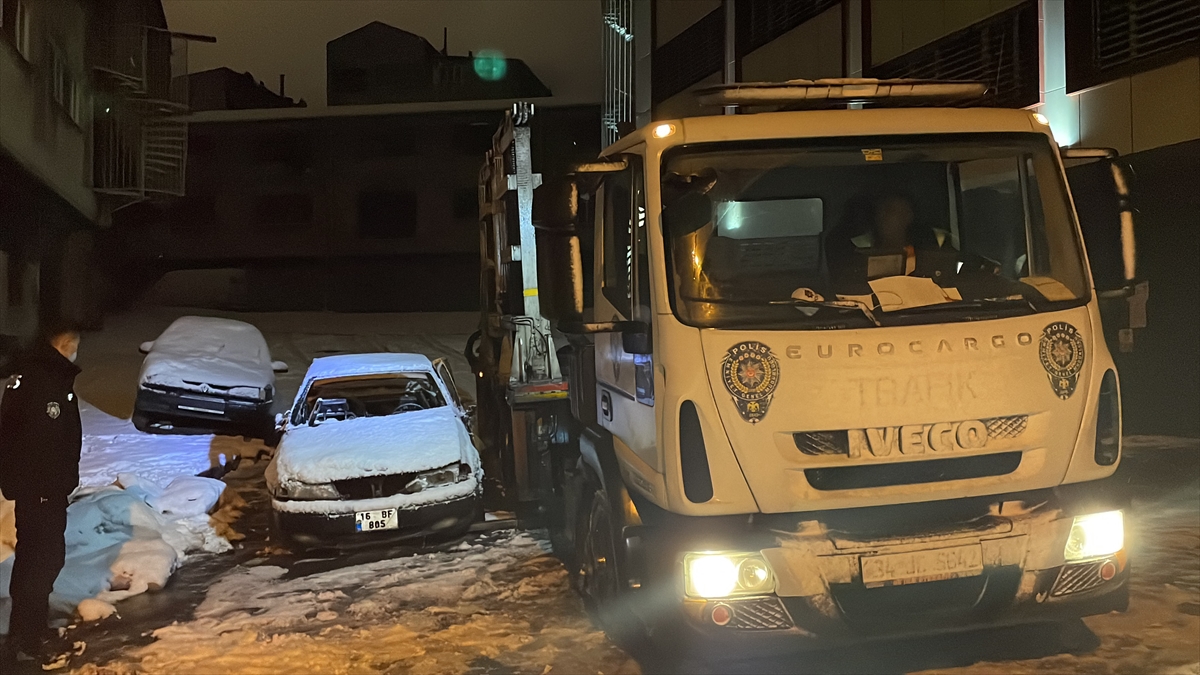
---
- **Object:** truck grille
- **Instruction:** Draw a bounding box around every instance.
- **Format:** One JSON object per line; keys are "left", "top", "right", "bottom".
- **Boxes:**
{"left": 806, "top": 452, "right": 1022, "bottom": 490}
{"left": 1051, "top": 560, "right": 1111, "bottom": 597}
{"left": 794, "top": 417, "right": 1028, "bottom": 457}
{"left": 794, "top": 431, "right": 848, "bottom": 456}
{"left": 722, "top": 597, "right": 793, "bottom": 630}
{"left": 985, "top": 415, "right": 1028, "bottom": 439}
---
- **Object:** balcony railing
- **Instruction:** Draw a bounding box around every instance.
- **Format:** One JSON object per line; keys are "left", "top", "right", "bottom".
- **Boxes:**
{"left": 92, "top": 26, "right": 191, "bottom": 200}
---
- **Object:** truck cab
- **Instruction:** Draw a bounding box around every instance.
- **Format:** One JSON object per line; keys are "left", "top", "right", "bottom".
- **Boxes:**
{"left": 474, "top": 82, "right": 1139, "bottom": 650}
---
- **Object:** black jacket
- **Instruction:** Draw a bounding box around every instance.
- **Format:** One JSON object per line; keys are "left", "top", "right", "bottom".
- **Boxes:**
{"left": 0, "top": 341, "right": 82, "bottom": 500}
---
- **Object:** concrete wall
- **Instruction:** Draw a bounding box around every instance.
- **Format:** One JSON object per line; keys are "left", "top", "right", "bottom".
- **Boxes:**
{"left": 870, "top": 0, "right": 1023, "bottom": 66}
{"left": 0, "top": 0, "right": 95, "bottom": 220}
{"left": 655, "top": 0, "right": 720, "bottom": 47}
{"left": 741, "top": 5, "right": 842, "bottom": 82}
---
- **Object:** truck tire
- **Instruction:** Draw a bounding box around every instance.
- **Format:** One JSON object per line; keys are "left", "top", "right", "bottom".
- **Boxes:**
{"left": 575, "top": 480, "right": 649, "bottom": 650}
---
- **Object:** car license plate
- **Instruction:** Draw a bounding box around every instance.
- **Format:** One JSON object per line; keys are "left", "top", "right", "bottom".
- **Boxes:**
{"left": 355, "top": 508, "right": 398, "bottom": 532}
{"left": 860, "top": 544, "right": 984, "bottom": 588}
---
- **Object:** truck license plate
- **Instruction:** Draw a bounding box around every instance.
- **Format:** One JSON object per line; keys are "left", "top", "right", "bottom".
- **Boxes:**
{"left": 355, "top": 508, "right": 398, "bottom": 532}
{"left": 860, "top": 544, "right": 983, "bottom": 588}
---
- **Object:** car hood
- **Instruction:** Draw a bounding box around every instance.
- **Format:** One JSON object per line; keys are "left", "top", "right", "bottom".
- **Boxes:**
{"left": 139, "top": 350, "right": 273, "bottom": 395}
{"left": 274, "top": 406, "right": 474, "bottom": 484}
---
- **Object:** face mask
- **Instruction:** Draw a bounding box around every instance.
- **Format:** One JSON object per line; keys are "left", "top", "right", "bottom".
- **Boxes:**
{"left": 68, "top": 351, "right": 78, "bottom": 363}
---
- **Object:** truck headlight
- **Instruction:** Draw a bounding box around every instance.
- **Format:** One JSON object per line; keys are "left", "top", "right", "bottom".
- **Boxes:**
{"left": 1064, "top": 510, "right": 1124, "bottom": 561}
{"left": 277, "top": 480, "right": 341, "bottom": 500}
{"left": 684, "top": 552, "right": 776, "bottom": 598}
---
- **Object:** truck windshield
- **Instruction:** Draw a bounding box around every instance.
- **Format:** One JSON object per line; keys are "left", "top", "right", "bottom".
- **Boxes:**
{"left": 661, "top": 133, "right": 1088, "bottom": 330}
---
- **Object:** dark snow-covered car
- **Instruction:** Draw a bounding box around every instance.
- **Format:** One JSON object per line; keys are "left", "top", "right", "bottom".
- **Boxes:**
{"left": 266, "top": 353, "right": 482, "bottom": 547}
{"left": 133, "top": 316, "right": 288, "bottom": 436}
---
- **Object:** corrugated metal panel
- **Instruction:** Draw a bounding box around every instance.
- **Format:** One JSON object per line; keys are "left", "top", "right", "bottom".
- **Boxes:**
{"left": 652, "top": 6, "right": 723, "bottom": 106}
{"left": 868, "top": 0, "right": 1039, "bottom": 109}
{"left": 1095, "top": 0, "right": 1200, "bottom": 71}
{"left": 740, "top": 0, "right": 840, "bottom": 54}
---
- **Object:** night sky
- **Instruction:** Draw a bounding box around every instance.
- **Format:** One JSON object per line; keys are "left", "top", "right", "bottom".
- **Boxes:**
{"left": 163, "top": 0, "right": 603, "bottom": 107}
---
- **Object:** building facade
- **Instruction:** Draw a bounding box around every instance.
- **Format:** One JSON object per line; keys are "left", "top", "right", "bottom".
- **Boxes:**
{"left": 327, "top": 22, "right": 552, "bottom": 106}
{"left": 602, "top": 0, "right": 1199, "bottom": 434}
{"left": 107, "top": 102, "right": 599, "bottom": 312}
{"left": 0, "top": 0, "right": 193, "bottom": 348}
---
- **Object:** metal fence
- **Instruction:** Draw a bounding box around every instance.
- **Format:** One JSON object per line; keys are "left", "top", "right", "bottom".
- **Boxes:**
{"left": 602, "top": 0, "right": 636, "bottom": 148}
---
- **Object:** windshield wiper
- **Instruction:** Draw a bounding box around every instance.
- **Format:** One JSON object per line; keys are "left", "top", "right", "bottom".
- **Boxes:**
{"left": 888, "top": 295, "right": 1037, "bottom": 316}
{"left": 768, "top": 290, "right": 881, "bottom": 327}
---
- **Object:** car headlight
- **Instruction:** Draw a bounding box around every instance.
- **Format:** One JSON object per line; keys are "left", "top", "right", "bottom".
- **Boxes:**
{"left": 277, "top": 480, "right": 340, "bottom": 501}
{"left": 403, "top": 464, "right": 466, "bottom": 494}
{"left": 1064, "top": 510, "right": 1124, "bottom": 561}
{"left": 684, "top": 552, "right": 776, "bottom": 599}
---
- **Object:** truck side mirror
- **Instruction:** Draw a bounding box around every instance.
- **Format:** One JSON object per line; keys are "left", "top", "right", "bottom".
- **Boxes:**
{"left": 1064, "top": 152, "right": 1137, "bottom": 291}
{"left": 1064, "top": 149, "right": 1146, "bottom": 351}
{"left": 621, "top": 322, "right": 652, "bottom": 355}
{"left": 534, "top": 178, "right": 584, "bottom": 321}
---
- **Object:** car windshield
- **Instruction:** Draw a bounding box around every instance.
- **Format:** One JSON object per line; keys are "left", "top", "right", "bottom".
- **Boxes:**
{"left": 294, "top": 373, "right": 446, "bottom": 425}
{"left": 661, "top": 133, "right": 1088, "bottom": 330}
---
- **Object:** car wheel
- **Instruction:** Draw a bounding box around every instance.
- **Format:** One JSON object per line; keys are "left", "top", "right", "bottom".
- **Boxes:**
{"left": 132, "top": 411, "right": 153, "bottom": 433}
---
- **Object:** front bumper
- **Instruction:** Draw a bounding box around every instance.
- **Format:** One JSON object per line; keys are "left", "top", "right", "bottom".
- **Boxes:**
{"left": 272, "top": 492, "right": 480, "bottom": 548}
{"left": 628, "top": 484, "right": 1130, "bottom": 650}
{"left": 135, "top": 386, "right": 272, "bottom": 430}
{"left": 674, "top": 558, "right": 1128, "bottom": 651}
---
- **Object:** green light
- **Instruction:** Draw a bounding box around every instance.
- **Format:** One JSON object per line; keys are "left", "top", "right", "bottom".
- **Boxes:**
{"left": 473, "top": 49, "right": 507, "bottom": 82}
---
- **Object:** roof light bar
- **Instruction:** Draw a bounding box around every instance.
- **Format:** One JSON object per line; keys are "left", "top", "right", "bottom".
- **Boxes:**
{"left": 694, "top": 78, "right": 988, "bottom": 109}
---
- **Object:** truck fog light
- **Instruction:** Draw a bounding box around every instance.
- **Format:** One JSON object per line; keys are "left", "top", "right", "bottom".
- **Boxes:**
{"left": 684, "top": 552, "right": 776, "bottom": 598}
{"left": 1064, "top": 510, "right": 1123, "bottom": 561}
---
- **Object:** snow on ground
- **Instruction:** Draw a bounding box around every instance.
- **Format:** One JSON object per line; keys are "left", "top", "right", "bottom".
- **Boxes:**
{"left": 73, "top": 530, "right": 632, "bottom": 675}
{"left": 78, "top": 401, "right": 265, "bottom": 489}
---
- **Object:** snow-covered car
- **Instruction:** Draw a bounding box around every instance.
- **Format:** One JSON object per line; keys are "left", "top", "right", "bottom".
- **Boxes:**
{"left": 133, "top": 316, "right": 288, "bottom": 436}
{"left": 266, "top": 353, "right": 482, "bottom": 547}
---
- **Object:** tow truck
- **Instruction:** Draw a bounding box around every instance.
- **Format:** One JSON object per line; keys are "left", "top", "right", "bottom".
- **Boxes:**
{"left": 467, "top": 80, "right": 1144, "bottom": 650}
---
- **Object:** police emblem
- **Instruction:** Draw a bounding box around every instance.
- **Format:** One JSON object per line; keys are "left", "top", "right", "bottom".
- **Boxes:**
{"left": 47, "top": 402, "right": 61, "bottom": 419}
{"left": 1039, "top": 322, "right": 1086, "bottom": 399}
{"left": 721, "top": 342, "right": 780, "bottom": 423}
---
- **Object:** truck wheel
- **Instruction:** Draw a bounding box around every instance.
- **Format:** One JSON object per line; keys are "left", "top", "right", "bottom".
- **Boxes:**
{"left": 576, "top": 482, "right": 648, "bottom": 650}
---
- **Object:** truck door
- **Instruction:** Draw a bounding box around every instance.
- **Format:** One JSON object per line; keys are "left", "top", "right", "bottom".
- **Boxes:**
{"left": 593, "top": 154, "right": 659, "bottom": 472}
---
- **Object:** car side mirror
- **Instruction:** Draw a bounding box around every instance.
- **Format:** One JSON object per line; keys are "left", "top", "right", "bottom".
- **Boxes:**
{"left": 271, "top": 360, "right": 290, "bottom": 373}
{"left": 139, "top": 341, "right": 155, "bottom": 354}
{"left": 621, "top": 322, "right": 652, "bottom": 355}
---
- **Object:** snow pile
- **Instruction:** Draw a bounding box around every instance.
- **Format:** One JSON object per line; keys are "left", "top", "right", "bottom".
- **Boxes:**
{"left": 80, "top": 531, "right": 630, "bottom": 675}
{"left": 79, "top": 401, "right": 266, "bottom": 489}
{"left": 0, "top": 474, "right": 236, "bottom": 635}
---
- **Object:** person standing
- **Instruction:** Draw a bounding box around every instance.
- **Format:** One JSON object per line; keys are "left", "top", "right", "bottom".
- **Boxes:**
{"left": 0, "top": 323, "right": 82, "bottom": 669}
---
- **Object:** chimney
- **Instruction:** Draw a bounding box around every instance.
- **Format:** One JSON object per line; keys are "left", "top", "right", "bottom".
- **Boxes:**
{"left": 442, "top": 27, "right": 448, "bottom": 56}
{"left": 279, "top": 74, "right": 286, "bottom": 98}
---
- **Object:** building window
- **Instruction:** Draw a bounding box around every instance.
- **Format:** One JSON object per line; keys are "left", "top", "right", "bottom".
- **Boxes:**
{"left": 452, "top": 186, "right": 477, "bottom": 220}
{"left": 1, "top": 0, "right": 33, "bottom": 61}
{"left": 358, "top": 190, "right": 418, "bottom": 238}
{"left": 254, "top": 194, "right": 313, "bottom": 232}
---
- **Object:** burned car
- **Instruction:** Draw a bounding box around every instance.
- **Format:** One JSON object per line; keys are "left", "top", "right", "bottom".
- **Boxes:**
{"left": 133, "top": 316, "right": 288, "bottom": 436}
{"left": 266, "top": 353, "right": 482, "bottom": 547}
